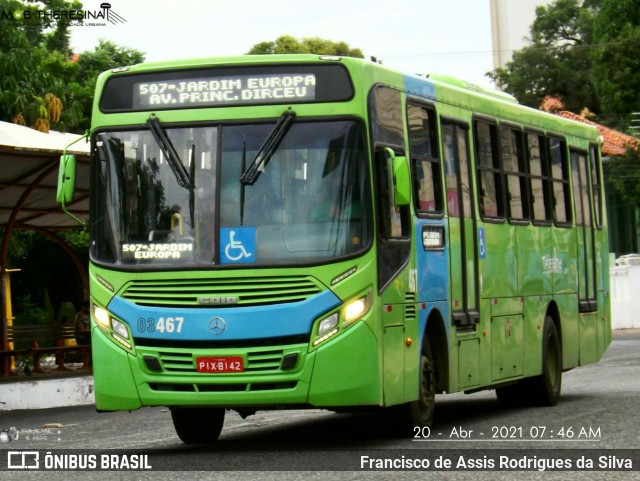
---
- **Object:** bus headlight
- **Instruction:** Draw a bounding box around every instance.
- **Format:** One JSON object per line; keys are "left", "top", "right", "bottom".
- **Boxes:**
{"left": 93, "top": 305, "right": 110, "bottom": 329}
{"left": 93, "top": 304, "right": 132, "bottom": 348}
{"left": 111, "top": 318, "right": 130, "bottom": 339}
{"left": 313, "top": 313, "right": 339, "bottom": 347}
{"left": 318, "top": 313, "right": 338, "bottom": 336}
{"left": 344, "top": 296, "right": 368, "bottom": 323}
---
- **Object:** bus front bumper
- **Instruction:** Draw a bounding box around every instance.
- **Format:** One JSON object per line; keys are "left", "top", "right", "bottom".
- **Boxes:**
{"left": 92, "top": 320, "right": 381, "bottom": 411}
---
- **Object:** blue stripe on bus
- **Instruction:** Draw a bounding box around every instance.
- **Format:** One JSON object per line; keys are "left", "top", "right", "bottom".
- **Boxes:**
{"left": 403, "top": 74, "right": 436, "bottom": 100}
{"left": 107, "top": 289, "right": 341, "bottom": 341}
{"left": 414, "top": 219, "right": 450, "bottom": 345}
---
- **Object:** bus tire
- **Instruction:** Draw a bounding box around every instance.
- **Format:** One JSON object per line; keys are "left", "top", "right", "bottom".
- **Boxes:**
{"left": 495, "top": 316, "right": 562, "bottom": 407}
{"left": 389, "top": 342, "right": 436, "bottom": 430}
{"left": 529, "top": 316, "right": 562, "bottom": 406}
{"left": 170, "top": 407, "right": 225, "bottom": 444}
{"left": 410, "top": 345, "right": 436, "bottom": 427}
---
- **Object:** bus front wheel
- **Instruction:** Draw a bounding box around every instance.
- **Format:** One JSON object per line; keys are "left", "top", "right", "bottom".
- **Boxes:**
{"left": 170, "top": 407, "right": 225, "bottom": 444}
{"left": 412, "top": 346, "right": 436, "bottom": 426}
{"left": 391, "top": 343, "right": 436, "bottom": 430}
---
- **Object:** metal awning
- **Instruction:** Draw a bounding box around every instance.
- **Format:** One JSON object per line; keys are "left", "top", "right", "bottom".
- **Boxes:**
{"left": 0, "top": 121, "right": 91, "bottom": 375}
{"left": 0, "top": 121, "right": 90, "bottom": 231}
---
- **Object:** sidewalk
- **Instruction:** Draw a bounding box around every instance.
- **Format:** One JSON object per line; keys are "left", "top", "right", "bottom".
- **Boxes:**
{"left": 0, "top": 365, "right": 94, "bottom": 411}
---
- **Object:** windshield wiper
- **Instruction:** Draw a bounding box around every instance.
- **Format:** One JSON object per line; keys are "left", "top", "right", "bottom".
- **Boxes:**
{"left": 147, "top": 116, "right": 194, "bottom": 190}
{"left": 240, "top": 109, "right": 295, "bottom": 186}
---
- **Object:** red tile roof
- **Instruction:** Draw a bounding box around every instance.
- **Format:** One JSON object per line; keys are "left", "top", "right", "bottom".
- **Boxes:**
{"left": 540, "top": 96, "right": 640, "bottom": 156}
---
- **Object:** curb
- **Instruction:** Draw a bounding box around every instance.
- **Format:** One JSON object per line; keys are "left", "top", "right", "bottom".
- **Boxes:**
{"left": 0, "top": 376, "right": 94, "bottom": 411}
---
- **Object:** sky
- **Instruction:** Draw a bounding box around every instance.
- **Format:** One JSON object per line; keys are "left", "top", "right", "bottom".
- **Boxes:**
{"left": 69, "top": 0, "right": 497, "bottom": 87}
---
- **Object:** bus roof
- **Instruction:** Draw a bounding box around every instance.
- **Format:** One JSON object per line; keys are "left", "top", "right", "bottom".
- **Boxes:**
{"left": 96, "top": 54, "right": 600, "bottom": 142}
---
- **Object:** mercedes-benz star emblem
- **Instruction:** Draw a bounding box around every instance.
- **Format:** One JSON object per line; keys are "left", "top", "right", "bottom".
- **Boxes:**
{"left": 208, "top": 317, "right": 226, "bottom": 335}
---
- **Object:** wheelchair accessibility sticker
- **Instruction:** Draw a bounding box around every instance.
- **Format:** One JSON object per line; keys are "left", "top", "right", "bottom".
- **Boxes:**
{"left": 220, "top": 227, "right": 256, "bottom": 264}
{"left": 478, "top": 227, "right": 487, "bottom": 259}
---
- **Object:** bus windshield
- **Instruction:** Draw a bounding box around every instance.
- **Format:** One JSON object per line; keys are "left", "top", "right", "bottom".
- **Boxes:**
{"left": 91, "top": 119, "right": 370, "bottom": 267}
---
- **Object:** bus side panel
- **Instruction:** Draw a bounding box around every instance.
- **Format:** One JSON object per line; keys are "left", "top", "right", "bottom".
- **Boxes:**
{"left": 414, "top": 221, "right": 448, "bottom": 302}
{"left": 555, "top": 293, "right": 580, "bottom": 369}
{"left": 597, "top": 289, "right": 612, "bottom": 359}
{"left": 579, "top": 312, "right": 598, "bottom": 365}
{"left": 480, "top": 222, "right": 518, "bottom": 298}
{"left": 595, "top": 221, "right": 612, "bottom": 359}
{"left": 92, "top": 327, "right": 142, "bottom": 411}
{"left": 517, "top": 225, "right": 553, "bottom": 295}
{"left": 552, "top": 227, "right": 578, "bottom": 294}
{"left": 307, "top": 321, "right": 381, "bottom": 406}
{"left": 522, "top": 295, "right": 547, "bottom": 377}
{"left": 413, "top": 220, "right": 450, "bottom": 395}
{"left": 476, "top": 298, "right": 493, "bottom": 388}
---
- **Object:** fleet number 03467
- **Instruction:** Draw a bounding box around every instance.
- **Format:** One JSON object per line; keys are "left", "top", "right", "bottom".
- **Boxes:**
{"left": 137, "top": 317, "right": 184, "bottom": 334}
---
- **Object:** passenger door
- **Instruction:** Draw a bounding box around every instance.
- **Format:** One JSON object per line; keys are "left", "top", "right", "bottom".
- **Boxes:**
{"left": 441, "top": 120, "right": 479, "bottom": 329}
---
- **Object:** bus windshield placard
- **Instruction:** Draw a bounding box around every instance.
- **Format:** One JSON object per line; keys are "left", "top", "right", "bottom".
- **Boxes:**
{"left": 99, "top": 63, "right": 353, "bottom": 112}
{"left": 134, "top": 73, "right": 317, "bottom": 108}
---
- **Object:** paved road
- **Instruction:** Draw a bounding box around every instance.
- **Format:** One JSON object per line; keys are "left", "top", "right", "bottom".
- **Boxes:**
{"left": 1, "top": 330, "right": 639, "bottom": 480}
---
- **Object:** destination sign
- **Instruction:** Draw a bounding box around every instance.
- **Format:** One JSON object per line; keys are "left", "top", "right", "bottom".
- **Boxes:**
{"left": 133, "top": 73, "right": 317, "bottom": 108}
{"left": 121, "top": 242, "right": 194, "bottom": 260}
{"left": 99, "top": 63, "right": 354, "bottom": 112}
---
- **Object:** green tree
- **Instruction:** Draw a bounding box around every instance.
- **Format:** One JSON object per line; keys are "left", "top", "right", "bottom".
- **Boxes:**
{"left": 69, "top": 40, "right": 145, "bottom": 130}
{"left": 590, "top": 0, "right": 640, "bottom": 128}
{"left": 247, "top": 35, "right": 364, "bottom": 58}
{"left": 0, "top": 0, "right": 79, "bottom": 130}
{"left": 604, "top": 149, "right": 640, "bottom": 208}
{"left": 0, "top": 1, "right": 144, "bottom": 132}
{"left": 488, "top": 0, "right": 640, "bottom": 131}
{"left": 488, "top": 0, "right": 599, "bottom": 114}
{"left": 488, "top": 0, "right": 640, "bottom": 215}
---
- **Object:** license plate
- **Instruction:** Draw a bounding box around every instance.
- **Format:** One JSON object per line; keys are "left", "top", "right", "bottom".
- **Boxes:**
{"left": 196, "top": 356, "right": 244, "bottom": 373}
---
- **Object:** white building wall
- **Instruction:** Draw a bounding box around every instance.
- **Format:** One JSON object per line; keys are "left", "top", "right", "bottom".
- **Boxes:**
{"left": 490, "top": 0, "right": 552, "bottom": 69}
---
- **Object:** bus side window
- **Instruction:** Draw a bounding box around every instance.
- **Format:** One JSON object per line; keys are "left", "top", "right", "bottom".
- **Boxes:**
{"left": 526, "top": 132, "right": 551, "bottom": 223}
{"left": 407, "top": 103, "right": 443, "bottom": 215}
{"left": 548, "top": 136, "right": 572, "bottom": 226}
{"left": 474, "top": 121, "right": 505, "bottom": 219}
{"left": 500, "top": 126, "right": 529, "bottom": 222}
{"left": 589, "top": 144, "right": 603, "bottom": 229}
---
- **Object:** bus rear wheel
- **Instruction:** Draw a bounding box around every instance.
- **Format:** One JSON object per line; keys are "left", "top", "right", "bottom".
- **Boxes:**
{"left": 170, "top": 407, "right": 225, "bottom": 444}
{"left": 495, "top": 316, "right": 562, "bottom": 407}
{"left": 529, "top": 316, "right": 562, "bottom": 406}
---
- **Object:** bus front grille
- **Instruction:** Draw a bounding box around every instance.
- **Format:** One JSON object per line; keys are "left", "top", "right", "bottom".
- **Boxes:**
{"left": 155, "top": 349, "right": 289, "bottom": 373}
{"left": 120, "top": 275, "right": 323, "bottom": 307}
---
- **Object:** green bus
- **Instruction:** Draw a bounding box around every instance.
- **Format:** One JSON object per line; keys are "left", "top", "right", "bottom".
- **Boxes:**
{"left": 57, "top": 54, "right": 611, "bottom": 443}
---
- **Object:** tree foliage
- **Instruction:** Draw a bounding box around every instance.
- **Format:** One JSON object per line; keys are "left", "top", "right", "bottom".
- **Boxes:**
{"left": 0, "top": 1, "right": 142, "bottom": 321}
{"left": 488, "top": 0, "right": 599, "bottom": 115}
{"left": 604, "top": 148, "right": 640, "bottom": 207}
{"left": 247, "top": 35, "right": 364, "bottom": 58}
{"left": 488, "top": 0, "right": 640, "bottom": 130}
{"left": 590, "top": 0, "right": 640, "bottom": 127}
{"left": 488, "top": 0, "right": 640, "bottom": 210}
{"left": 0, "top": 0, "right": 144, "bottom": 133}
{"left": 70, "top": 40, "right": 145, "bottom": 129}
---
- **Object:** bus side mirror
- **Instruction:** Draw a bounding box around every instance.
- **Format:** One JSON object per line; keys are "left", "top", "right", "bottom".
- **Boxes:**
{"left": 57, "top": 154, "right": 77, "bottom": 204}
{"left": 384, "top": 148, "right": 411, "bottom": 206}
